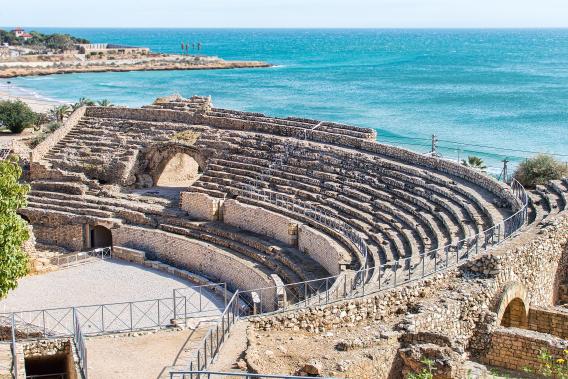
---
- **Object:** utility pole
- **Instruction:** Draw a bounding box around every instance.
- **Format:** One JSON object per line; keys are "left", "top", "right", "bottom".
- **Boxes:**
{"left": 431, "top": 134, "right": 439, "bottom": 157}
{"left": 501, "top": 158, "right": 510, "bottom": 183}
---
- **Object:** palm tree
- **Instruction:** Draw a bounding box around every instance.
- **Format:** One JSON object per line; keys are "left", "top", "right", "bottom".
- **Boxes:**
{"left": 49, "top": 105, "right": 71, "bottom": 123}
{"left": 97, "top": 99, "right": 112, "bottom": 107}
{"left": 461, "top": 156, "right": 487, "bottom": 171}
{"left": 72, "top": 97, "right": 95, "bottom": 110}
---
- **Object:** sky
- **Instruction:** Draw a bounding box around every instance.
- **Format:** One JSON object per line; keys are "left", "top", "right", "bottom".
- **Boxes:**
{"left": 1, "top": 0, "right": 567, "bottom": 28}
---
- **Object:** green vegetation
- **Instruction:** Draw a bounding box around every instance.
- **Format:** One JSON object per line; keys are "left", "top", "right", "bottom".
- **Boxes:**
{"left": 461, "top": 156, "right": 487, "bottom": 171}
{"left": 29, "top": 121, "right": 62, "bottom": 148}
{"left": 0, "top": 29, "right": 89, "bottom": 51}
{"left": 0, "top": 100, "right": 38, "bottom": 133}
{"left": 523, "top": 349, "right": 568, "bottom": 378}
{"left": 513, "top": 154, "right": 568, "bottom": 188}
{"left": 406, "top": 359, "right": 435, "bottom": 379}
{"left": 0, "top": 157, "right": 30, "bottom": 298}
{"left": 172, "top": 130, "right": 201, "bottom": 145}
{"left": 97, "top": 99, "right": 112, "bottom": 107}
{"left": 72, "top": 98, "right": 95, "bottom": 110}
{"left": 49, "top": 105, "right": 71, "bottom": 123}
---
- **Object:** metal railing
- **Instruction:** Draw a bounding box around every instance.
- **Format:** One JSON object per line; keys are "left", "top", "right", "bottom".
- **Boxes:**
{"left": 73, "top": 309, "right": 88, "bottom": 379}
{"left": 185, "top": 291, "right": 240, "bottom": 374}
{"left": 170, "top": 372, "right": 335, "bottom": 379}
{"left": 49, "top": 247, "right": 112, "bottom": 268}
{"left": 0, "top": 282, "right": 224, "bottom": 342}
{"left": 231, "top": 179, "right": 528, "bottom": 316}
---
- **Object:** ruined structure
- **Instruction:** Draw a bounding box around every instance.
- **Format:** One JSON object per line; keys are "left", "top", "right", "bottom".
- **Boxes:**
{"left": 11, "top": 95, "right": 568, "bottom": 377}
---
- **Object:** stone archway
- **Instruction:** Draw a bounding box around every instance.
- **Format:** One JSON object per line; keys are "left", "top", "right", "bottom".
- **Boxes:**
{"left": 90, "top": 225, "right": 113, "bottom": 248}
{"left": 496, "top": 282, "right": 529, "bottom": 329}
{"left": 138, "top": 142, "right": 207, "bottom": 188}
{"left": 156, "top": 152, "right": 202, "bottom": 187}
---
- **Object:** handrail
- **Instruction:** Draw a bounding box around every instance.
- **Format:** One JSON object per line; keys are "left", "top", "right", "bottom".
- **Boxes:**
{"left": 170, "top": 372, "right": 336, "bottom": 379}
{"left": 185, "top": 291, "right": 240, "bottom": 373}
{"left": 73, "top": 309, "right": 88, "bottom": 379}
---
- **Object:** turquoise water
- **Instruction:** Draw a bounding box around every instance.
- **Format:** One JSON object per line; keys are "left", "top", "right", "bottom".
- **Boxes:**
{"left": 7, "top": 28, "right": 568, "bottom": 171}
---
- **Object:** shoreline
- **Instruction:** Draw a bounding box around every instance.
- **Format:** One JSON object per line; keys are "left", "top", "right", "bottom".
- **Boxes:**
{"left": 0, "top": 82, "right": 67, "bottom": 113}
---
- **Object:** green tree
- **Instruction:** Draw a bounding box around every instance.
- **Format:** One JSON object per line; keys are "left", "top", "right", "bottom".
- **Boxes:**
{"left": 72, "top": 98, "right": 95, "bottom": 110}
{"left": 0, "top": 100, "right": 38, "bottom": 133}
{"left": 49, "top": 105, "right": 71, "bottom": 123}
{"left": 514, "top": 154, "right": 568, "bottom": 188}
{"left": 461, "top": 156, "right": 487, "bottom": 171}
{"left": 0, "top": 157, "right": 29, "bottom": 298}
{"left": 97, "top": 99, "right": 112, "bottom": 107}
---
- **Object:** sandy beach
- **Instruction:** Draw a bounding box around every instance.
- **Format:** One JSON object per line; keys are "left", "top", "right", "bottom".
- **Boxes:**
{"left": 0, "top": 81, "right": 66, "bottom": 113}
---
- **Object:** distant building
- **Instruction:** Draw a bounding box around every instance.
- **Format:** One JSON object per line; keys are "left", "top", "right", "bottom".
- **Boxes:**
{"left": 11, "top": 27, "right": 33, "bottom": 40}
{"left": 76, "top": 43, "right": 150, "bottom": 56}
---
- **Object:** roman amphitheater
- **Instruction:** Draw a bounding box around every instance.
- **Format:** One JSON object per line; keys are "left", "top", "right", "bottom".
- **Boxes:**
{"left": 1, "top": 95, "right": 567, "bottom": 378}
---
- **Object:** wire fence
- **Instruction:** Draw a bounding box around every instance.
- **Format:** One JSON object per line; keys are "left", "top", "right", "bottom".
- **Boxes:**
{"left": 0, "top": 282, "right": 225, "bottom": 342}
{"left": 48, "top": 247, "right": 112, "bottom": 268}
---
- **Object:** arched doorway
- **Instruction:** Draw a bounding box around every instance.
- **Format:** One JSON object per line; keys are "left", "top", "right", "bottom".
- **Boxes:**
{"left": 156, "top": 152, "right": 202, "bottom": 188}
{"left": 500, "top": 298, "right": 528, "bottom": 328}
{"left": 91, "top": 225, "right": 112, "bottom": 248}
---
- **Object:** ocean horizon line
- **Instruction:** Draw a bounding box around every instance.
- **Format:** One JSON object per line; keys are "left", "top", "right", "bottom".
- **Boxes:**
{"left": 4, "top": 26, "right": 568, "bottom": 31}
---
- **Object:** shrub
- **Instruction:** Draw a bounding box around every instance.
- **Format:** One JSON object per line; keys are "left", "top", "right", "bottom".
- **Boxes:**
{"left": 45, "top": 121, "right": 62, "bottom": 133}
{"left": 0, "top": 100, "right": 38, "bottom": 133}
{"left": 523, "top": 349, "right": 568, "bottom": 378}
{"left": 0, "top": 157, "right": 30, "bottom": 298}
{"left": 514, "top": 154, "right": 568, "bottom": 188}
{"left": 29, "top": 132, "right": 47, "bottom": 148}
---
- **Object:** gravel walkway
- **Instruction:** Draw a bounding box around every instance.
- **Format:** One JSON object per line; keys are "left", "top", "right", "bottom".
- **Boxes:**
{"left": 0, "top": 259, "right": 224, "bottom": 313}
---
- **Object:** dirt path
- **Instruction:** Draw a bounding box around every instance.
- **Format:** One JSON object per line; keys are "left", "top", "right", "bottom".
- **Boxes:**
{"left": 86, "top": 322, "right": 214, "bottom": 379}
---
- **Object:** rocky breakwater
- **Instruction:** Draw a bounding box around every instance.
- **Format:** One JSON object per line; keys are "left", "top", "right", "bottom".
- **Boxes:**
{"left": 0, "top": 56, "right": 272, "bottom": 78}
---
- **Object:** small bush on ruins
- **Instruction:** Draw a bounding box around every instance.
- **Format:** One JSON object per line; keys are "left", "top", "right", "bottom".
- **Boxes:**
{"left": 0, "top": 157, "right": 30, "bottom": 297}
{"left": 172, "top": 130, "right": 201, "bottom": 145}
{"left": 0, "top": 100, "right": 38, "bottom": 133}
{"left": 514, "top": 154, "right": 568, "bottom": 188}
{"left": 523, "top": 349, "right": 568, "bottom": 379}
{"left": 406, "top": 358, "right": 435, "bottom": 379}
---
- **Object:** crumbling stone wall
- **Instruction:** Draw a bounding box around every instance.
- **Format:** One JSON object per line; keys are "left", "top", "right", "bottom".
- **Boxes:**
{"left": 30, "top": 107, "right": 86, "bottom": 163}
{"left": 528, "top": 307, "right": 568, "bottom": 339}
{"left": 32, "top": 224, "right": 84, "bottom": 251}
{"left": 482, "top": 327, "right": 568, "bottom": 372}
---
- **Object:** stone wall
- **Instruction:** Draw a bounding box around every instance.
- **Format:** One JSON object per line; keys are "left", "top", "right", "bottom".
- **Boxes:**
{"left": 399, "top": 212, "right": 568, "bottom": 352}
{"left": 298, "top": 224, "right": 343, "bottom": 275}
{"left": 223, "top": 199, "right": 298, "bottom": 246}
{"left": 30, "top": 107, "right": 86, "bottom": 163}
{"left": 32, "top": 223, "right": 84, "bottom": 251}
{"left": 112, "top": 225, "right": 277, "bottom": 308}
{"left": 180, "top": 192, "right": 220, "bottom": 221}
{"left": 528, "top": 307, "right": 568, "bottom": 339}
{"left": 482, "top": 327, "right": 568, "bottom": 372}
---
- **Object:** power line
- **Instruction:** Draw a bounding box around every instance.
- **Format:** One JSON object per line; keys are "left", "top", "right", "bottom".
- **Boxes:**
{"left": 377, "top": 135, "right": 568, "bottom": 159}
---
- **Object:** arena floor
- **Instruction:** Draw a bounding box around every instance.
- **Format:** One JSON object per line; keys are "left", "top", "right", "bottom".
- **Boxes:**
{"left": 0, "top": 258, "right": 224, "bottom": 314}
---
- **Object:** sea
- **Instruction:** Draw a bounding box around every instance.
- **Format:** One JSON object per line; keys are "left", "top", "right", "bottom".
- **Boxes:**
{"left": 5, "top": 28, "right": 568, "bottom": 173}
